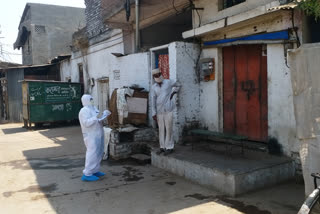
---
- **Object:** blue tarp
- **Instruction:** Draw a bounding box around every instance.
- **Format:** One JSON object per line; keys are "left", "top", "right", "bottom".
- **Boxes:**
{"left": 203, "top": 30, "right": 289, "bottom": 46}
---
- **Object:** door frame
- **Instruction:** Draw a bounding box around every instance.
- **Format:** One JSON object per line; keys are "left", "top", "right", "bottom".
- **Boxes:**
{"left": 97, "top": 78, "right": 109, "bottom": 112}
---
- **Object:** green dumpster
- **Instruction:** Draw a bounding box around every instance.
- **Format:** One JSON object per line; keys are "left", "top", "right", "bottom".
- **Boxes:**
{"left": 22, "top": 80, "right": 82, "bottom": 127}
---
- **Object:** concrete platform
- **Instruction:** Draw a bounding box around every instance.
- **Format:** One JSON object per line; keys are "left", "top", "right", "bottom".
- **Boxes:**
{"left": 152, "top": 145, "right": 295, "bottom": 197}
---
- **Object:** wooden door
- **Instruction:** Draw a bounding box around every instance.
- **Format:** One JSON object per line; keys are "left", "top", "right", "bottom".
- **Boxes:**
{"left": 223, "top": 45, "right": 268, "bottom": 141}
{"left": 98, "top": 79, "right": 109, "bottom": 112}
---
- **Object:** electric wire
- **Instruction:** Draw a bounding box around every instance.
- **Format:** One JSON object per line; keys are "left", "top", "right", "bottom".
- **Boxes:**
{"left": 172, "top": 0, "right": 179, "bottom": 13}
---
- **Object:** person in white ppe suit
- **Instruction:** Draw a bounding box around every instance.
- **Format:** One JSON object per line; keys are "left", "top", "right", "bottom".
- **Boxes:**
{"left": 79, "top": 94, "right": 111, "bottom": 182}
{"left": 152, "top": 68, "right": 180, "bottom": 156}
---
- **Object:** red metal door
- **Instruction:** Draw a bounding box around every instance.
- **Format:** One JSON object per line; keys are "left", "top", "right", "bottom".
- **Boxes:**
{"left": 223, "top": 45, "right": 268, "bottom": 141}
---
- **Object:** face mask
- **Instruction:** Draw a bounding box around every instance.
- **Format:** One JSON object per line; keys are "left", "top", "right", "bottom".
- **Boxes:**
{"left": 154, "top": 76, "right": 163, "bottom": 83}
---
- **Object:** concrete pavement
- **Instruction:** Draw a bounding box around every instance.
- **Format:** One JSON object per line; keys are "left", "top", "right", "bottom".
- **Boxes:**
{"left": 0, "top": 123, "right": 305, "bottom": 214}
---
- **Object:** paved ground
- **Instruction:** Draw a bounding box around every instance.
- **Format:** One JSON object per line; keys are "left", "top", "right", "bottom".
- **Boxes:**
{"left": 0, "top": 123, "right": 305, "bottom": 214}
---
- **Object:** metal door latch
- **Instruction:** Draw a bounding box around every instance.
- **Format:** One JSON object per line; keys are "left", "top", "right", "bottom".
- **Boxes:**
{"left": 241, "top": 80, "right": 255, "bottom": 100}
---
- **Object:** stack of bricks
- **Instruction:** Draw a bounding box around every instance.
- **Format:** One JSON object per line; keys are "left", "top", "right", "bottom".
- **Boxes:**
{"left": 109, "top": 130, "right": 131, "bottom": 160}
{"left": 84, "top": 0, "right": 108, "bottom": 39}
{"left": 134, "top": 128, "right": 158, "bottom": 142}
{"left": 109, "top": 128, "right": 158, "bottom": 160}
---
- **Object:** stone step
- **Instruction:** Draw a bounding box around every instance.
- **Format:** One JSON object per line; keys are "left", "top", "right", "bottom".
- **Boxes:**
{"left": 151, "top": 146, "right": 295, "bottom": 197}
{"left": 131, "top": 154, "right": 151, "bottom": 164}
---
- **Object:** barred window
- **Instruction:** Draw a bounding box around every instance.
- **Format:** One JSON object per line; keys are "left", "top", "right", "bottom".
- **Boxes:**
{"left": 220, "top": 0, "right": 246, "bottom": 10}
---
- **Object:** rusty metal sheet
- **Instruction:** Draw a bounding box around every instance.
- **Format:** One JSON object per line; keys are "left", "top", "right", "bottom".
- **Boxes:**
{"left": 158, "top": 54, "right": 170, "bottom": 79}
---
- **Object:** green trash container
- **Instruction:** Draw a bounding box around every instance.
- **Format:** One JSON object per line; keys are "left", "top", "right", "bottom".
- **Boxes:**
{"left": 22, "top": 80, "right": 82, "bottom": 128}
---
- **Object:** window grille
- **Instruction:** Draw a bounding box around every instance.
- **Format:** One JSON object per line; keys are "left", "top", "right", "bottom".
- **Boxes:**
{"left": 35, "top": 25, "right": 46, "bottom": 34}
{"left": 222, "top": 0, "right": 246, "bottom": 9}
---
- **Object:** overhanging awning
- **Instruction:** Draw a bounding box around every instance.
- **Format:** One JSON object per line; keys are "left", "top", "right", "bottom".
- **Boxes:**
{"left": 203, "top": 30, "right": 289, "bottom": 46}
{"left": 183, "top": 1, "right": 297, "bottom": 39}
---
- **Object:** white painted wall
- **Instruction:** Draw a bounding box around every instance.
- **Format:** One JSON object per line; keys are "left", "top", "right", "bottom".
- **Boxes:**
{"left": 82, "top": 33, "right": 124, "bottom": 102}
{"left": 169, "top": 42, "right": 201, "bottom": 142}
{"left": 60, "top": 30, "right": 150, "bottom": 115}
{"left": 60, "top": 55, "right": 83, "bottom": 83}
{"left": 288, "top": 43, "right": 320, "bottom": 196}
{"left": 199, "top": 48, "right": 221, "bottom": 132}
{"left": 110, "top": 53, "right": 150, "bottom": 94}
{"left": 60, "top": 58, "right": 71, "bottom": 82}
{"left": 267, "top": 44, "right": 299, "bottom": 155}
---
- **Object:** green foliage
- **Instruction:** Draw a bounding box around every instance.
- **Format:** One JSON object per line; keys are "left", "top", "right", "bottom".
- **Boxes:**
{"left": 295, "top": 0, "right": 320, "bottom": 21}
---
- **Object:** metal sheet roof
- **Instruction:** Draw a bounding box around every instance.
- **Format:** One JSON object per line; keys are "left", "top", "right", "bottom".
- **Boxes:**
{"left": 0, "top": 63, "right": 56, "bottom": 71}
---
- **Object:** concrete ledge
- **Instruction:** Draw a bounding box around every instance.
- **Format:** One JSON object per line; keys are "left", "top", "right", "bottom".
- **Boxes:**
{"left": 151, "top": 147, "right": 295, "bottom": 196}
{"left": 234, "top": 161, "right": 295, "bottom": 195}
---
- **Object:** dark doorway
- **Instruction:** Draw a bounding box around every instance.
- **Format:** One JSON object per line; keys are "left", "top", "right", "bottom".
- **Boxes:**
{"left": 305, "top": 16, "right": 320, "bottom": 43}
{"left": 140, "top": 10, "right": 192, "bottom": 50}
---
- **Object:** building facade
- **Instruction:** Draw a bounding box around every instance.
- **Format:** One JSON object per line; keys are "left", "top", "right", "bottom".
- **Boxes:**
{"left": 14, "top": 3, "right": 86, "bottom": 65}
{"left": 60, "top": 0, "right": 319, "bottom": 162}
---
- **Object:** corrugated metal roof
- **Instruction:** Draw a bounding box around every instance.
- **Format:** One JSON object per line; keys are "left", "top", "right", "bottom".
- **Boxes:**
{"left": 0, "top": 61, "right": 21, "bottom": 69}
{"left": 0, "top": 63, "right": 56, "bottom": 71}
{"left": 19, "top": 80, "right": 81, "bottom": 84}
{"left": 51, "top": 54, "right": 71, "bottom": 63}
{"left": 268, "top": 2, "right": 298, "bottom": 11}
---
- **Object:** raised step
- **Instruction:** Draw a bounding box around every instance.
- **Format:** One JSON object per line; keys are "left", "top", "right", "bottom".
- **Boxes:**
{"left": 131, "top": 153, "right": 151, "bottom": 164}
{"left": 151, "top": 146, "right": 295, "bottom": 197}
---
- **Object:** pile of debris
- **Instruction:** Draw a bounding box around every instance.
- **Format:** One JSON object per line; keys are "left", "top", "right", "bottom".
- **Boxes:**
{"left": 104, "top": 85, "right": 157, "bottom": 161}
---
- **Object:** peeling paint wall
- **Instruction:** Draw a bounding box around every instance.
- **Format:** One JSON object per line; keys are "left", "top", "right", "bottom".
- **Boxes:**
{"left": 59, "top": 59, "right": 72, "bottom": 82}
{"left": 60, "top": 30, "right": 150, "bottom": 113}
{"left": 169, "top": 42, "right": 201, "bottom": 142}
{"left": 193, "top": 0, "right": 278, "bottom": 28}
{"left": 202, "top": 10, "right": 301, "bottom": 42}
{"left": 199, "top": 48, "right": 221, "bottom": 132}
{"left": 288, "top": 43, "right": 320, "bottom": 196}
{"left": 110, "top": 53, "right": 150, "bottom": 92}
{"left": 267, "top": 44, "right": 298, "bottom": 155}
{"left": 189, "top": 0, "right": 304, "bottom": 46}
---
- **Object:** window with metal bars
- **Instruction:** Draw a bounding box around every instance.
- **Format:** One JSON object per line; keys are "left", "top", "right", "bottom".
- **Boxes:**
{"left": 35, "top": 25, "right": 46, "bottom": 34}
{"left": 221, "top": 0, "right": 246, "bottom": 10}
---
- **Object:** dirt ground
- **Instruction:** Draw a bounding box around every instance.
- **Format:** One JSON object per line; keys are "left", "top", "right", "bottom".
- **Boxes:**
{"left": 0, "top": 123, "right": 305, "bottom": 214}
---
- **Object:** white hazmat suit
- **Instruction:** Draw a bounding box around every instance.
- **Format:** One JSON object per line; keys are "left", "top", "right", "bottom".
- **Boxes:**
{"left": 79, "top": 95, "right": 110, "bottom": 176}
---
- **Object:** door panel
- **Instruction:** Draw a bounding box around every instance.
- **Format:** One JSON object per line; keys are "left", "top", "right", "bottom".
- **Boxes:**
{"left": 223, "top": 45, "right": 268, "bottom": 141}
{"left": 98, "top": 80, "right": 109, "bottom": 112}
{"left": 260, "top": 48, "right": 268, "bottom": 140}
{"left": 235, "top": 46, "right": 248, "bottom": 137}
{"left": 247, "top": 45, "right": 262, "bottom": 140}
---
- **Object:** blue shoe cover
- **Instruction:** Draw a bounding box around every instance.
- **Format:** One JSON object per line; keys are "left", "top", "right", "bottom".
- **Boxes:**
{"left": 81, "top": 175, "right": 99, "bottom": 182}
{"left": 93, "top": 172, "right": 105, "bottom": 177}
